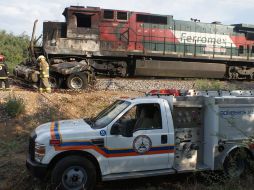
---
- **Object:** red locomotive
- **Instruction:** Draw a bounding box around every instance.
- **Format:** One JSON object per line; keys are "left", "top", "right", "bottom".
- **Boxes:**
{"left": 14, "top": 6, "right": 254, "bottom": 89}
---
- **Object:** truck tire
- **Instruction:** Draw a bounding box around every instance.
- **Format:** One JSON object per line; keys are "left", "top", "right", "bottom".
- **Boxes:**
{"left": 223, "top": 149, "right": 248, "bottom": 178}
{"left": 67, "top": 73, "right": 88, "bottom": 90}
{"left": 51, "top": 156, "right": 96, "bottom": 190}
{"left": 30, "top": 72, "right": 39, "bottom": 83}
{"left": 49, "top": 76, "right": 62, "bottom": 89}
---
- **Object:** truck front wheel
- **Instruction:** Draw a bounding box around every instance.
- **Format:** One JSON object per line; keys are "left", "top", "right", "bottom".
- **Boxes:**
{"left": 67, "top": 73, "right": 88, "bottom": 90}
{"left": 51, "top": 156, "right": 96, "bottom": 190}
{"left": 223, "top": 149, "right": 249, "bottom": 178}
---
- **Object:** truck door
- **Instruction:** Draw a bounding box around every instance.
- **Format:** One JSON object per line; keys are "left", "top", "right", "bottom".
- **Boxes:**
{"left": 106, "top": 100, "right": 175, "bottom": 173}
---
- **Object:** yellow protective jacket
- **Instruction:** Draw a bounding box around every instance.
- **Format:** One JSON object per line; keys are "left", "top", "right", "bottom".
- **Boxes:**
{"left": 39, "top": 60, "right": 49, "bottom": 78}
{"left": 0, "top": 62, "right": 9, "bottom": 79}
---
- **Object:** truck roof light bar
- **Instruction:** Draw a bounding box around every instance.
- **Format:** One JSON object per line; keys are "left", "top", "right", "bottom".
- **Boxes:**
{"left": 148, "top": 89, "right": 180, "bottom": 96}
{"left": 249, "top": 143, "right": 254, "bottom": 150}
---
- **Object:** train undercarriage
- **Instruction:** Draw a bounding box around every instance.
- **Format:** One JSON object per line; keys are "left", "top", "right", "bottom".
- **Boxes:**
{"left": 89, "top": 55, "right": 254, "bottom": 80}
{"left": 14, "top": 55, "right": 254, "bottom": 90}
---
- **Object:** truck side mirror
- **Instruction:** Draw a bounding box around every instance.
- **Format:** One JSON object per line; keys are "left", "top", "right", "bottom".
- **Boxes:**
{"left": 119, "top": 124, "right": 133, "bottom": 138}
{"left": 111, "top": 122, "right": 133, "bottom": 137}
{"left": 111, "top": 123, "right": 120, "bottom": 135}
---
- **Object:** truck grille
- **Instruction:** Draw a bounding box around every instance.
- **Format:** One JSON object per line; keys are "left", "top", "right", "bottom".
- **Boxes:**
{"left": 28, "top": 132, "right": 37, "bottom": 161}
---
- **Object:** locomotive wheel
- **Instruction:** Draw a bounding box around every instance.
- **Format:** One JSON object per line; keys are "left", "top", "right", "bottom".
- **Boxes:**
{"left": 67, "top": 73, "right": 88, "bottom": 90}
{"left": 248, "top": 73, "right": 254, "bottom": 80}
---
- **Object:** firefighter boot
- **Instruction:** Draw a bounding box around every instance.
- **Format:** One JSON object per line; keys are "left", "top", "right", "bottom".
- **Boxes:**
{"left": 4, "top": 79, "right": 10, "bottom": 89}
{"left": 45, "top": 87, "right": 51, "bottom": 93}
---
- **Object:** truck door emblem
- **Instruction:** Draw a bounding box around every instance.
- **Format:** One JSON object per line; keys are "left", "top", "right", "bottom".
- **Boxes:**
{"left": 100, "top": 130, "right": 106, "bottom": 136}
{"left": 133, "top": 135, "right": 152, "bottom": 154}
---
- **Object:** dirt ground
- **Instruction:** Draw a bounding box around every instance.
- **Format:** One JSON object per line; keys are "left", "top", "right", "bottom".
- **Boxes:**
{"left": 0, "top": 84, "right": 253, "bottom": 190}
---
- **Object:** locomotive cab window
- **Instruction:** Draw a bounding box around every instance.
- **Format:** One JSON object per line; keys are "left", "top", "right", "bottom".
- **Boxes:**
{"left": 136, "top": 14, "right": 167, "bottom": 25}
{"left": 76, "top": 13, "right": 91, "bottom": 28}
{"left": 117, "top": 12, "right": 128, "bottom": 21}
{"left": 246, "top": 32, "right": 254, "bottom": 40}
{"left": 104, "top": 10, "right": 114, "bottom": 19}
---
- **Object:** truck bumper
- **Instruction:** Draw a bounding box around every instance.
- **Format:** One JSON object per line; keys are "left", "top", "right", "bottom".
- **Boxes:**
{"left": 26, "top": 158, "right": 48, "bottom": 180}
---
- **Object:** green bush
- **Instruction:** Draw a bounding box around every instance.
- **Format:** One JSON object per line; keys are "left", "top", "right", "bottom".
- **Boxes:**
{"left": 5, "top": 96, "right": 25, "bottom": 117}
{"left": 194, "top": 79, "right": 225, "bottom": 90}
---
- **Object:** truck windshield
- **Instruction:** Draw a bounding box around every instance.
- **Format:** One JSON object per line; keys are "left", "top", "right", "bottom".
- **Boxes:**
{"left": 91, "top": 100, "right": 131, "bottom": 129}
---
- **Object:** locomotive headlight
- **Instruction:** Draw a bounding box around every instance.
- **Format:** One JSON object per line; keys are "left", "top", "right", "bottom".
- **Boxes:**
{"left": 50, "top": 39, "right": 56, "bottom": 46}
{"left": 35, "top": 142, "right": 46, "bottom": 162}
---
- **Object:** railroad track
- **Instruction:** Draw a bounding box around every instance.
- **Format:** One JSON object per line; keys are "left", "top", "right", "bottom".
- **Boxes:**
{"left": 7, "top": 76, "right": 254, "bottom": 95}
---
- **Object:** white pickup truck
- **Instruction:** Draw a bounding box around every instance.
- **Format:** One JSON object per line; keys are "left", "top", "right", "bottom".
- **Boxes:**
{"left": 26, "top": 89, "right": 254, "bottom": 190}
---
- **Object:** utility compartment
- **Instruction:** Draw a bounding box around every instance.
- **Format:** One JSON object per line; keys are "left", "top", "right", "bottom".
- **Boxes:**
{"left": 172, "top": 97, "right": 205, "bottom": 171}
{"left": 203, "top": 96, "right": 254, "bottom": 170}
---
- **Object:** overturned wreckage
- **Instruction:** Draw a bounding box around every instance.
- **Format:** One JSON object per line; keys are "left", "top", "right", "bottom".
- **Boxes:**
{"left": 14, "top": 20, "right": 95, "bottom": 90}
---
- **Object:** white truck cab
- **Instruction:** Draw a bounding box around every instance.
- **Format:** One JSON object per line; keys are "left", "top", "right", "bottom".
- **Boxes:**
{"left": 26, "top": 89, "right": 254, "bottom": 190}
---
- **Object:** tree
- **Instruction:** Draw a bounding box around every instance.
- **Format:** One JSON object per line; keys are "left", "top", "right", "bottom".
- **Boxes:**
{"left": 0, "top": 30, "right": 30, "bottom": 72}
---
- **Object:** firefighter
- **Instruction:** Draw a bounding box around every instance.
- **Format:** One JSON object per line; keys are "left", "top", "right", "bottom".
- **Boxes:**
{"left": 0, "top": 55, "right": 10, "bottom": 89}
{"left": 37, "top": 55, "right": 51, "bottom": 93}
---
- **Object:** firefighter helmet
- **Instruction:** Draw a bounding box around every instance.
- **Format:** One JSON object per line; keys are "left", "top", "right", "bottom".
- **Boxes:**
{"left": 37, "top": 55, "right": 46, "bottom": 62}
{"left": 0, "top": 55, "right": 5, "bottom": 62}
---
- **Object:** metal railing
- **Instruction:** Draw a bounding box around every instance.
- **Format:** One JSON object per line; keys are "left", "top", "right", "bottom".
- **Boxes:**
{"left": 97, "top": 25, "right": 254, "bottom": 60}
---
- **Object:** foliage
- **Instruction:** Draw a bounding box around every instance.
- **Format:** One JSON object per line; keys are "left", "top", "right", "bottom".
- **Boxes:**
{"left": 0, "top": 30, "right": 30, "bottom": 72}
{"left": 194, "top": 79, "right": 225, "bottom": 90}
{"left": 0, "top": 139, "right": 20, "bottom": 157}
{"left": 193, "top": 79, "right": 244, "bottom": 91}
{"left": 5, "top": 95, "right": 25, "bottom": 117}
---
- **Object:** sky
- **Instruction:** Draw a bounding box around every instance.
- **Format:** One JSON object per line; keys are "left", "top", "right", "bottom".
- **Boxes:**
{"left": 1, "top": 0, "right": 254, "bottom": 38}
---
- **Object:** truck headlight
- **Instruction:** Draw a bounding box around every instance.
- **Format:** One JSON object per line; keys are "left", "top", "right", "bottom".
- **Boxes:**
{"left": 35, "top": 142, "right": 46, "bottom": 162}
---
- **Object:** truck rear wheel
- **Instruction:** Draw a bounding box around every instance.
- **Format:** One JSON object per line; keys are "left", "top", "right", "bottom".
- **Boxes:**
{"left": 67, "top": 73, "right": 88, "bottom": 90}
{"left": 51, "top": 156, "right": 96, "bottom": 190}
{"left": 49, "top": 76, "right": 62, "bottom": 89}
{"left": 223, "top": 149, "right": 248, "bottom": 178}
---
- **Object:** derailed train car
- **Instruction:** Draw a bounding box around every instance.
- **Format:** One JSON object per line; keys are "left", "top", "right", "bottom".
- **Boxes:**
{"left": 15, "top": 6, "right": 254, "bottom": 89}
